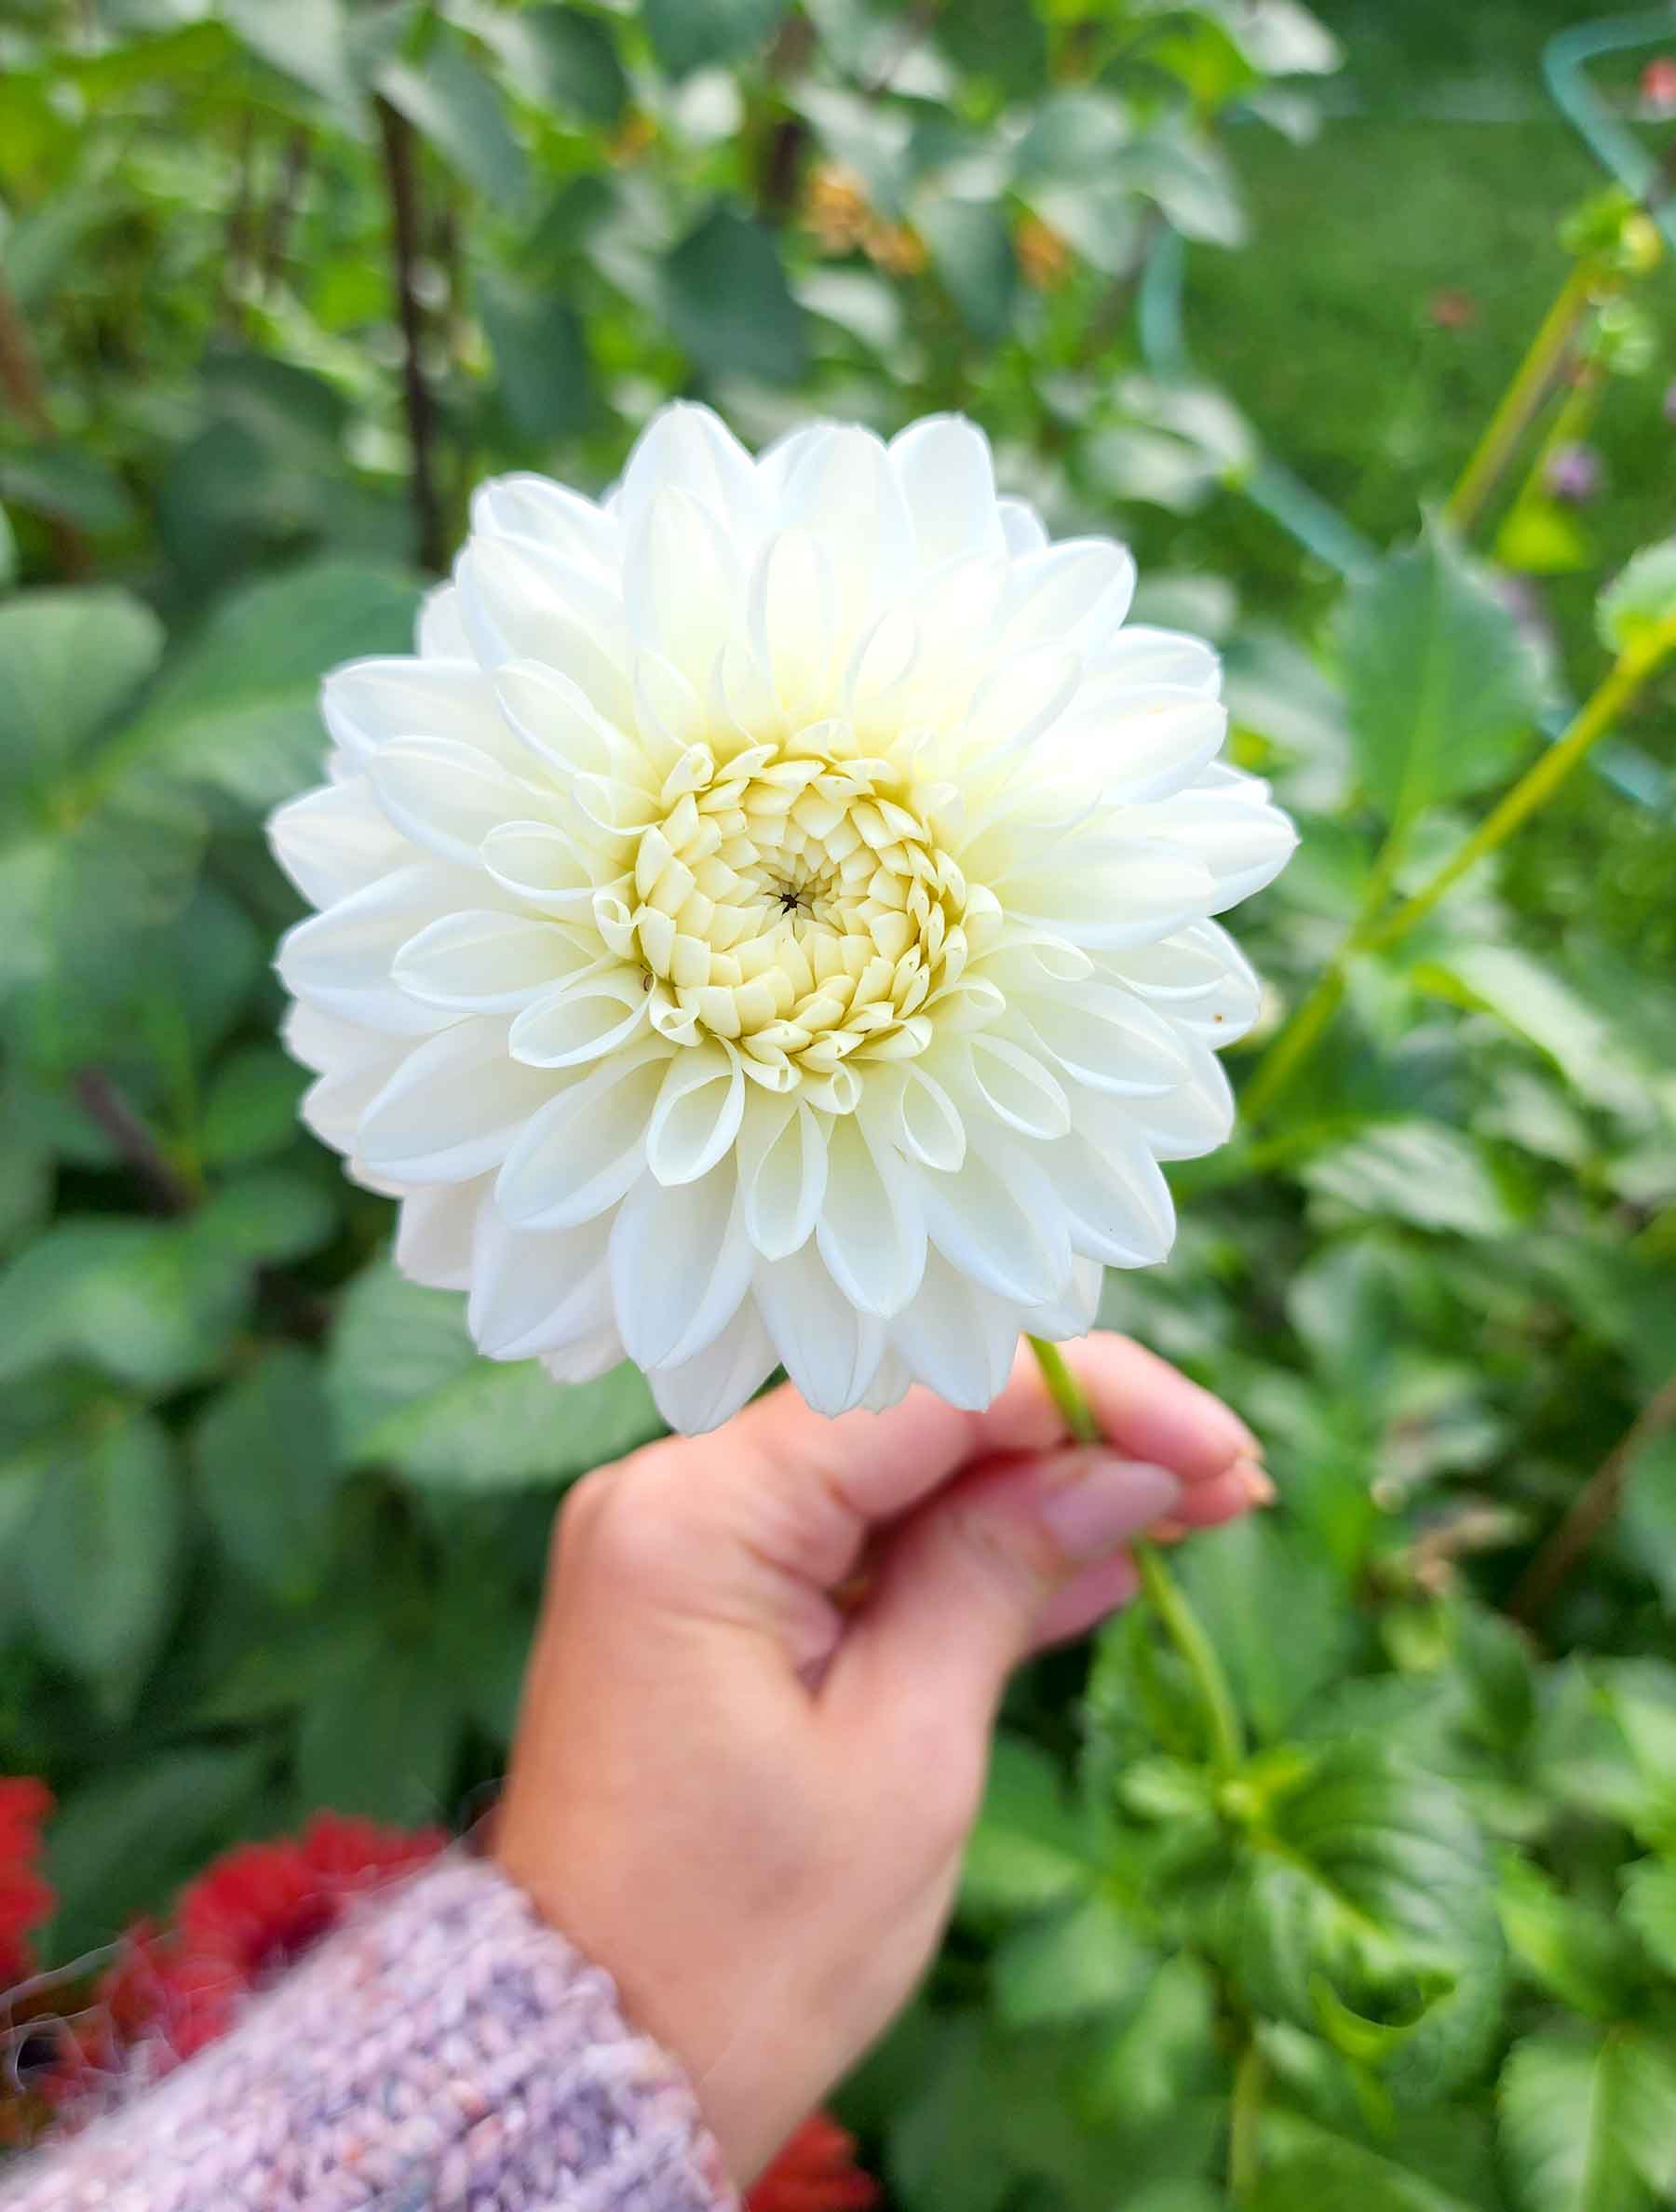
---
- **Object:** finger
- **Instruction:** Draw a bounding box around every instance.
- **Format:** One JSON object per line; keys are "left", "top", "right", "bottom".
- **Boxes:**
{"left": 1030, "top": 1552, "right": 1141, "bottom": 1650}
{"left": 1149, "top": 1455, "right": 1273, "bottom": 1541}
{"left": 826, "top": 1449, "right": 1180, "bottom": 1741}
{"left": 657, "top": 1333, "right": 1253, "bottom": 1593}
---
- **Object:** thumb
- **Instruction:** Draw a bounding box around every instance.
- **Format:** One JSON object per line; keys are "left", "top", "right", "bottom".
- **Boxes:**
{"left": 826, "top": 1448, "right": 1181, "bottom": 1743}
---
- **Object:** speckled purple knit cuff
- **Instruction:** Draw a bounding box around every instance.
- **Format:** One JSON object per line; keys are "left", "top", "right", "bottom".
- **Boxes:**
{"left": 2, "top": 1857, "right": 738, "bottom": 2211}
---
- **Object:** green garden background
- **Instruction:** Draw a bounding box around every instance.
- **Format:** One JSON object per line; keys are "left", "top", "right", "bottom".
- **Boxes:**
{"left": 3, "top": 0, "right": 1676, "bottom": 2204}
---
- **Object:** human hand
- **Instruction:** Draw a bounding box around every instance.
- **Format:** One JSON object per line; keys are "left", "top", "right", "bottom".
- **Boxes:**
{"left": 493, "top": 1334, "right": 1266, "bottom": 2181}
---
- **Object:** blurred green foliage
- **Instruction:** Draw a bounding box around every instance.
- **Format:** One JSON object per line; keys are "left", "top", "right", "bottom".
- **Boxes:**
{"left": 3, "top": 0, "right": 1676, "bottom": 2205}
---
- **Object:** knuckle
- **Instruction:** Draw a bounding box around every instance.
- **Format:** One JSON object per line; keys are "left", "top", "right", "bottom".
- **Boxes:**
{"left": 561, "top": 1444, "right": 688, "bottom": 1588}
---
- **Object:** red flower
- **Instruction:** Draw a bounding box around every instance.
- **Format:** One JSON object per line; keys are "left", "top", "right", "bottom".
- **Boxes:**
{"left": 747, "top": 2114, "right": 879, "bottom": 2212}
{"left": 1642, "top": 57, "right": 1676, "bottom": 113}
{"left": 109, "top": 1814, "right": 445, "bottom": 2062}
{"left": 0, "top": 1778, "right": 53, "bottom": 1989}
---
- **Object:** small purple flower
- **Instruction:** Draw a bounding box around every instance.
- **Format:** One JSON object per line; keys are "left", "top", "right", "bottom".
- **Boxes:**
{"left": 1544, "top": 441, "right": 1603, "bottom": 505}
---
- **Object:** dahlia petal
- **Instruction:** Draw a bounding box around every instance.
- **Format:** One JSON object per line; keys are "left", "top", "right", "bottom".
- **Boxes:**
{"left": 455, "top": 539, "right": 636, "bottom": 725}
{"left": 395, "top": 1178, "right": 488, "bottom": 1291}
{"left": 755, "top": 1243, "right": 885, "bottom": 1417}
{"left": 962, "top": 1033, "right": 1071, "bottom": 1139}
{"left": 610, "top": 1163, "right": 749, "bottom": 1369}
{"left": 916, "top": 1140, "right": 1071, "bottom": 1305}
{"left": 778, "top": 424, "right": 916, "bottom": 636}
{"left": 616, "top": 400, "right": 763, "bottom": 550}
{"left": 322, "top": 657, "right": 519, "bottom": 771}
{"left": 509, "top": 965, "right": 650, "bottom": 1068}
{"left": 480, "top": 820, "right": 605, "bottom": 917}
{"left": 625, "top": 483, "right": 746, "bottom": 690}
{"left": 1132, "top": 770, "right": 1298, "bottom": 909}
{"left": 1108, "top": 920, "right": 1262, "bottom": 1041}
{"left": 471, "top": 473, "right": 620, "bottom": 572}
{"left": 494, "top": 1045, "right": 668, "bottom": 1230}
{"left": 1048, "top": 682, "right": 1227, "bottom": 805}
{"left": 1023, "top": 1253, "right": 1105, "bottom": 1339}
{"left": 540, "top": 1323, "right": 624, "bottom": 1383}
{"left": 1037, "top": 1126, "right": 1175, "bottom": 1267}
{"left": 647, "top": 1299, "right": 777, "bottom": 1435}
{"left": 1089, "top": 625, "right": 1221, "bottom": 694}
{"left": 814, "top": 1112, "right": 926, "bottom": 1319}
{"left": 1121, "top": 1042, "right": 1237, "bottom": 1161}
{"left": 1020, "top": 983, "right": 1190, "bottom": 1097}
{"left": 997, "top": 495, "right": 1048, "bottom": 556}
{"left": 268, "top": 776, "right": 414, "bottom": 909}
{"left": 890, "top": 413, "right": 1005, "bottom": 568}
{"left": 358, "top": 1018, "right": 555, "bottom": 1183}
{"left": 469, "top": 1207, "right": 614, "bottom": 1359}
{"left": 277, "top": 865, "right": 492, "bottom": 1035}
{"left": 997, "top": 842, "right": 1215, "bottom": 949}
{"left": 394, "top": 910, "right": 585, "bottom": 1013}
{"left": 645, "top": 1041, "right": 746, "bottom": 1186}
{"left": 895, "top": 1063, "right": 966, "bottom": 1172}
{"left": 493, "top": 660, "right": 646, "bottom": 789}
{"left": 416, "top": 583, "right": 470, "bottom": 659}
{"left": 885, "top": 1247, "right": 1021, "bottom": 1410}
{"left": 282, "top": 1002, "right": 393, "bottom": 1079}
{"left": 737, "top": 1095, "right": 827, "bottom": 1260}
{"left": 367, "top": 736, "right": 538, "bottom": 870}
{"left": 1003, "top": 539, "right": 1136, "bottom": 653}
{"left": 750, "top": 529, "right": 838, "bottom": 719}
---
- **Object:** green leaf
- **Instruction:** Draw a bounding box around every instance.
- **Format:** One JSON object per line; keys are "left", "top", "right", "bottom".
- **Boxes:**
{"left": 123, "top": 560, "right": 421, "bottom": 811}
{"left": 327, "top": 1259, "right": 661, "bottom": 1487}
{"left": 1339, "top": 524, "right": 1543, "bottom": 826}
{"left": 1413, "top": 947, "right": 1654, "bottom": 1122}
{"left": 1598, "top": 539, "right": 1676, "bottom": 660}
{"left": 935, "top": 0, "right": 1048, "bottom": 94}
{"left": 381, "top": 39, "right": 531, "bottom": 209}
{"left": 46, "top": 1743, "right": 275, "bottom": 1956}
{"left": 477, "top": 265, "right": 595, "bottom": 440}
{"left": 1500, "top": 2030, "right": 1676, "bottom": 2211}
{"left": 960, "top": 1733, "right": 1097, "bottom": 1920}
{"left": 1250, "top": 2109, "right": 1498, "bottom": 2212}
{"left": 1621, "top": 1858, "right": 1676, "bottom": 1978}
{"left": 221, "top": 0, "right": 358, "bottom": 108}
{"left": 661, "top": 207, "right": 809, "bottom": 386}
{"left": 643, "top": 0, "right": 789, "bottom": 76}
{"left": 1495, "top": 1855, "right": 1639, "bottom": 2018}
{"left": 0, "top": 587, "right": 163, "bottom": 786}
{"left": 0, "top": 1219, "right": 248, "bottom": 1395}
{"left": 993, "top": 1890, "right": 1156, "bottom": 2028}
{"left": 460, "top": 1, "right": 627, "bottom": 124}
{"left": 194, "top": 1167, "right": 340, "bottom": 1264}
{"left": 918, "top": 196, "right": 1019, "bottom": 343}
{"left": 199, "top": 1043, "right": 310, "bottom": 1168}
{"left": 1223, "top": 1744, "right": 1505, "bottom": 2101}
{"left": 22, "top": 1407, "right": 182, "bottom": 1705}
{"left": 0, "top": 505, "right": 16, "bottom": 590}
{"left": 1304, "top": 1120, "right": 1513, "bottom": 1237}
{"left": 294, "top": 1623, "right": 466, "bottom": 1823}
{"left": 192, "top": 1346, "right": 341, "bottom": 1601}
{"left": 1176, "top": 1512, "right": 1354, "bottom": 1742}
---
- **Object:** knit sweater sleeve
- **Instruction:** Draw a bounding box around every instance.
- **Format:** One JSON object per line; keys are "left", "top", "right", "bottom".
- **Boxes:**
{"left": 0, "top": 1857, "right": 738, "bottom": 2212}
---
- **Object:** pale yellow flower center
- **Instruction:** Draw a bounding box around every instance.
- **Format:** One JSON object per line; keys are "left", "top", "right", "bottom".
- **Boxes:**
{"left": 628, "top": 737, "right": 982, "bottom": 1099}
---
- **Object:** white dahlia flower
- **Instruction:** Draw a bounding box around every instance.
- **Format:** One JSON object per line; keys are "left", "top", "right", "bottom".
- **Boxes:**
{"left": 271, "top": 405, "right": 1294, "bottom": 1431}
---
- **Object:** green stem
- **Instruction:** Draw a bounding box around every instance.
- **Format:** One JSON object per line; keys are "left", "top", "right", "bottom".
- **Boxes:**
{"left": 1027, "top": 1337, "right": 1246, "bottom": 1775}
{"left": 1363, "top": 628, "right": 1676, "bottom": 951}
{"left": 1444, "top": 257, "right": 1598, "bottom": 536}
{"left": 1500, "top": 368, "right": 1601, "bottom": 535}
{"left": 1228, "top": 2039, "right": 1266, "bottom": 2203}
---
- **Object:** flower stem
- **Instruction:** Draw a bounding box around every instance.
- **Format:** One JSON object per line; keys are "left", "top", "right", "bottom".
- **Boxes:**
{"left": 1026, "top": 1337, "right": 1245, "bottom": 1775}
{"left": 1444, "top": 257, "right": 1597, "bottom": 536}
{"left": 1362, "top": 629, "right": 1676, "bottom": 951}
{"left": 1228, "top": 2039, "right": 1266, "bottom": 2203}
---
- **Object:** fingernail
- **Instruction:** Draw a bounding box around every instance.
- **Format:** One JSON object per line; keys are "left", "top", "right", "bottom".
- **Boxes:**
{"left": 1235, "top": 1456, "right": 1276, "bottom": 1506}
{"left": 1039, "top": 1455, "right": 1183, "bottom": 1562}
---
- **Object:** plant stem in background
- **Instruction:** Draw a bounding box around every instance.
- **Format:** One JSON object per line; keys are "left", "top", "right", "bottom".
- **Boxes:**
{"left": 1027, "top": 1337, "right": 1246, "bottom": 1774}
{"left": 1510, "top": 1370, "right": 1676, "bottom": 1623}
{"left": 0, "top": 272, "right": 90, "bottom": 578}
{"left": 1242, "top": 623, "right": 1676, "bottom": 1124}
{"left": 260, "top": 128, "right": 312, "bottom": 294}
{"left": 1362, "top": 626, "right": 1676, "bottom": 951}
{"left": 74, "top": 1071, "right": 198, "bottom": 1216}
{"left": 1444, "top": 257, "right": 1598, "bottom": 535}
{"left": 375, "top": 97, "right": 446, "bottom": 576}
{"left": 1228, "top": 2039, "right": 1266, "bottom": 2203}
